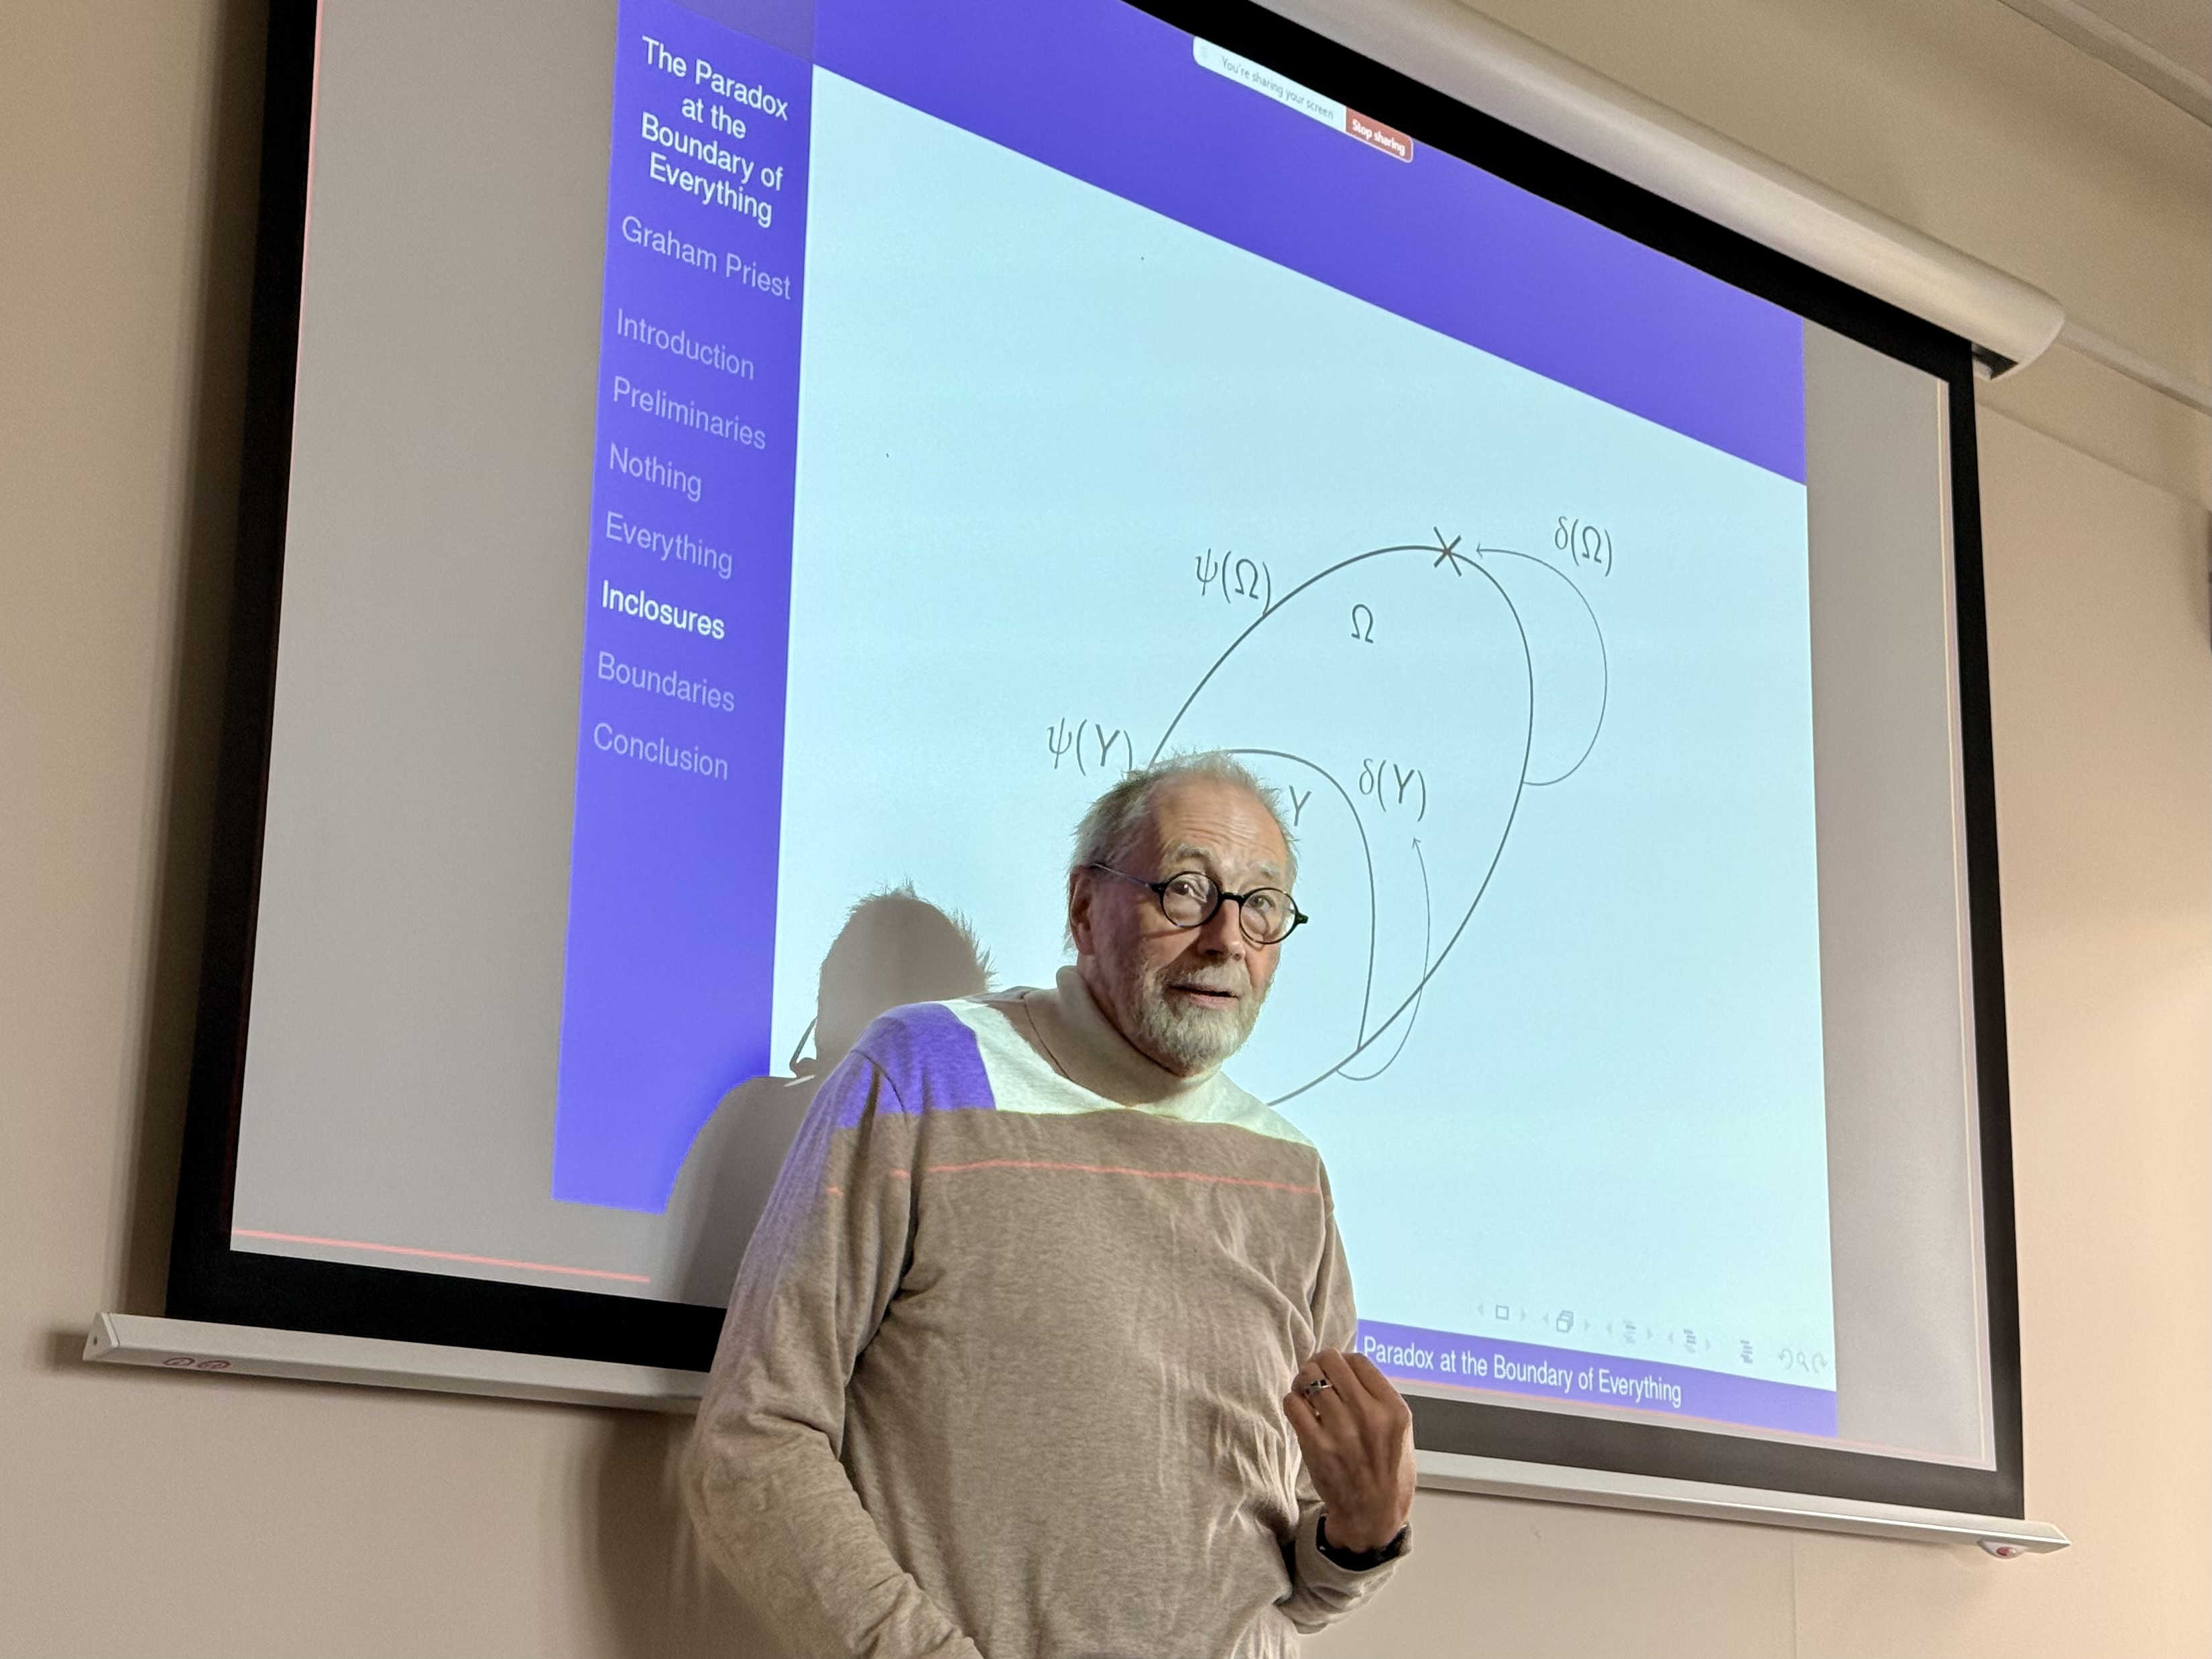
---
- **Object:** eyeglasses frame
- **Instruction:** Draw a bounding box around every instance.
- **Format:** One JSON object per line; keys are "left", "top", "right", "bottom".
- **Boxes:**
{"left": 1086, "top": 862, "right": 1309, "bottom": 946}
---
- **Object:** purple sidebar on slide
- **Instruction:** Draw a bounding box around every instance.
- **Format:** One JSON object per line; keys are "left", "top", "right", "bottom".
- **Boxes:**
{"left": 814, "top": 0, "right": 1805, "bottom": 481}
{"left": 1358, "top": 1317, "right": 1839, "bottom": 1436}
{"left": 552, "top": 0, "right": 811, "bottom": 1210}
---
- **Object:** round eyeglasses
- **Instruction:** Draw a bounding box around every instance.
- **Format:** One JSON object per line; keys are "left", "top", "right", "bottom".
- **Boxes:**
{"left": 1089, "top": 864, "right": 1309, "bottom": 946}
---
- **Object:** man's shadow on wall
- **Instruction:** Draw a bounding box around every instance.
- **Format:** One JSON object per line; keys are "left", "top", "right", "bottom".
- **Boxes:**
{"left": 585, "top": 888, "right": 992, "bottom": 1657}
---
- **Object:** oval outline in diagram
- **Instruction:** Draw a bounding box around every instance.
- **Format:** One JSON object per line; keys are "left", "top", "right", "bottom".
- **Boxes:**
{"left": 1147, "top": 530, "right": 1607, "bottom": 1107}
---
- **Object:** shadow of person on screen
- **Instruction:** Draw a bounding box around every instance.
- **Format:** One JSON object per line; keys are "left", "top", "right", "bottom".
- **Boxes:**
{"left": 662, "top": 886, "right": 993, "bottom": 1310}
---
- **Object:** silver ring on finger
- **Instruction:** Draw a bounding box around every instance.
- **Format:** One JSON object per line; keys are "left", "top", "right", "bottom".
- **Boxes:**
{"left": 1301, "top": 1377, "right": 1333, "bottom": 1401}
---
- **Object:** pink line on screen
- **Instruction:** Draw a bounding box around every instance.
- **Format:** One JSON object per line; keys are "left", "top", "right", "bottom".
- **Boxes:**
{"left": 232, "top": 1228, "right": 652, "bottom": 1284}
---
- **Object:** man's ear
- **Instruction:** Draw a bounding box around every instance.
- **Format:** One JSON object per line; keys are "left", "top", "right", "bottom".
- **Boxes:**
{"left": 1067, "top": 867, "right": 1096, "bottom": 957}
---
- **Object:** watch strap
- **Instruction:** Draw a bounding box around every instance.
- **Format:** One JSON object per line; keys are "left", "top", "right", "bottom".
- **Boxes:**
{"left": 1314, "top": 1514, "right": 1408, "bottom": 1572}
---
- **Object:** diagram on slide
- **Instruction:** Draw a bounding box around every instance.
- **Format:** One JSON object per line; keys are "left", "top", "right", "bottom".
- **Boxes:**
{"left": 1045, "top": 523, "right": 1613, "bottom": 1106}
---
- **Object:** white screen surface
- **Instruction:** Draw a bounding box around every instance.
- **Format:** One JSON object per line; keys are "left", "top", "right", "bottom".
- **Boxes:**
{"left": 766, "top": 71, "right": 1834, "bottom": 1422}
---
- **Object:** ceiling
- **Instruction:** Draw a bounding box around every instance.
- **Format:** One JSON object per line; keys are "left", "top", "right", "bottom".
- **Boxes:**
{"left": 1997, "top": 0, "right": 2211, "bottom": 121}
{"left": 2075, "top": 0, "right": 2209, "bottom": 78}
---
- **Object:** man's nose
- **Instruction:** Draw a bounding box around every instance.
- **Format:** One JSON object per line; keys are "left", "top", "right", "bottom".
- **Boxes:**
{"left": 1193, "top": 899, "right": 1246, "bottom": 956}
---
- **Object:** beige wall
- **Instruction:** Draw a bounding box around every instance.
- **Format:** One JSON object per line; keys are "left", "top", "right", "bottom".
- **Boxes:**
{"left": 1, "top": 1, "right": 2203, "bottom": 1654}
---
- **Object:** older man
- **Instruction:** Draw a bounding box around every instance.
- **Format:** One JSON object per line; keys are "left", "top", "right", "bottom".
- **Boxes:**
{"left": 686, "top": 754, "right": 1414, "bottom": 1658}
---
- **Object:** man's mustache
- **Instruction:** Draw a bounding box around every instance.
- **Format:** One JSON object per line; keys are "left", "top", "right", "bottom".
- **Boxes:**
{"left": 1154, "top": 964, "right": 1253, "bottom": 998}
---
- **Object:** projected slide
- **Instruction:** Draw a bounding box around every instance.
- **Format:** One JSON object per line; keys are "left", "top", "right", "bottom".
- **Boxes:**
{"left": 554, "top": 0, "right": 1837, "bottom": 1437}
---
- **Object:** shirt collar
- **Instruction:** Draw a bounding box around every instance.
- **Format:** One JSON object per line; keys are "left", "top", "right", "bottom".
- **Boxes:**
{"left": 1020, "top": 964, "right": 1227, "bottom": 1108}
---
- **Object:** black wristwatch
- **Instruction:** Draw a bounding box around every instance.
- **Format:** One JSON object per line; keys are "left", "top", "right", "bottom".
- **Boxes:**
{"left": 1315, "top": 1514, "right": 1408, "bottom": 1571}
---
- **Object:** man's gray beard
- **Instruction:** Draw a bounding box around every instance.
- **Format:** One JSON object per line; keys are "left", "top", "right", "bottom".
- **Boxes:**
{"left": 1116, "top": 954, "right": 1265, "bottom": 1074}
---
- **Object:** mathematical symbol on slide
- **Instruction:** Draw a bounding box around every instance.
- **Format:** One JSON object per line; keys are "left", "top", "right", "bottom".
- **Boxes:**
{"left": 1430, "top": 528, "right": 1474, "bottom": 576}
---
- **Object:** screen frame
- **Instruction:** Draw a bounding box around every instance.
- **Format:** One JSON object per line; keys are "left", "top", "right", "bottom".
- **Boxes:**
{"left": 168, "top": 0, "right": 2024, "bottom": 1516}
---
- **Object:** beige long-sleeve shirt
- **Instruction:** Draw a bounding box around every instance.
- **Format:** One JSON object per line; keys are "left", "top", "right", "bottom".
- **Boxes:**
{"left": 685, "top": 967, "right": 1403, "bottom": 1658}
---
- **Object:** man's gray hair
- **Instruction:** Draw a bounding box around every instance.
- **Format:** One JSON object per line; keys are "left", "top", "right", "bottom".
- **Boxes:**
{"left": 1070, "top": 752, "right": 1298, "bottom": 886}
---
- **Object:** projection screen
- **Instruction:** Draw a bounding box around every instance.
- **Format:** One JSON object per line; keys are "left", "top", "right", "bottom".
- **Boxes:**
{"left": 170, "top": 0, "right": 2024, "bottom": 1518}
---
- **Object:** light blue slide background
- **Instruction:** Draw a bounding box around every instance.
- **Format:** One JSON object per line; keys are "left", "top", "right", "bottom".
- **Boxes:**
{"left": 771, "top": 71, "right": 1835, "bottom": 1387}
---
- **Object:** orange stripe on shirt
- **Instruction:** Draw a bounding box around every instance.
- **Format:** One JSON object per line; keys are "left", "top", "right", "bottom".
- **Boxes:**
{"left": 921, "top": 1157, "right": 1320, "bottom": 1196}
